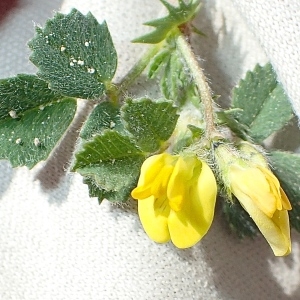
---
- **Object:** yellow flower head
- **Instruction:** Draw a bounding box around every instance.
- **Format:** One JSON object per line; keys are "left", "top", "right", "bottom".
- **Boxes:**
{"left": 131, "top": 153, "right": 217, "bottom": 248}
{"left": 215, "top": 143, "right": 292, "bottom": 256}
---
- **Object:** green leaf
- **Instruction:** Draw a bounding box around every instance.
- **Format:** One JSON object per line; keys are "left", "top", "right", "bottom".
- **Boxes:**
{"left": 147, "top": 48, "right": 171, "bottom": 79}
{"left": 133, "top": 0, "right": 201, "bottom": 44}
{"left": 269, "top": 151, "right": 300, "bottom": 232}
{"left": 230, "top": 63, "right": 293, "bottom": 142}
{"left": 28, "top": 8, "right": 117, "bottom": 99}
{"left": 73, "top": 130, "right": 143, "bottom": 169}
{"left": 187, "top": 124, "right": 204, "bottom": 138}
{"left": 84, "top": 176, "right": 134, "bottom": 204}
{"left": 162, "top": 49, "right": 200, "bottom": 106}
{"left": 80, "top": 157, "right": 143, "bottom": 203}
{"left": 248, "top": 85, "right": 293, "bottom": 141}
{"left": 0, "top": 75, "right": 76, "bottom": 168}
{"left": 223, "top": 199, "right": 259, "bottom": 238}
{"left": 148, "top": 44, "right": 200, "bottom": 107}
{"left": 161, "top": 52, "right": 179, "bottom": 101}
{"left": 217, "top": 110, "right": 249, "bottom": 139}
{"left": 0, "top": 74, "right": 62, "bottom": 120}
{"left": 83, "top": 177, "right": 104, "bottom": 203}
{"left": 73, "top": 130, "right": 145, "bottom": 203}
{"left": 80, "top": 101, "right": 125, "bottom": 140}
{"left": 121, "top": 98, "right": 178, "bottom": 152}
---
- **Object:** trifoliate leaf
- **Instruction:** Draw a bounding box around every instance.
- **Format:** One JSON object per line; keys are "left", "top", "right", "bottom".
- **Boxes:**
{"left": 80, "top": 101, "right": 125, "bottom": 140}
{"left": 269, "top": 151, "right": 300, "bottom": 232}
{"left": 28, "top": 9, "right": 117, "bottom": 99}
{"left": 132, "top": 0, "right": 201, "bottom": 44}
{"left": 121, "top": 98, "right": 178, "bottom": 152}
{"left": 73, "top": 130, "right": 145, "bottom": 203}
{"left": 223, "top": 199, "right": 259, "bottom": 238}
{"left": 0, "top": 75, "right": 76, "bottom": 168}
{"left": 229, "top": 63, "right": 293, "bottom": 142}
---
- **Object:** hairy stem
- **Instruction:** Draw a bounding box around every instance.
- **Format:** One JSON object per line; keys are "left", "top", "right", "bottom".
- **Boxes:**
{"left": 175, "top": 33, "right": 218, "bottom": 139}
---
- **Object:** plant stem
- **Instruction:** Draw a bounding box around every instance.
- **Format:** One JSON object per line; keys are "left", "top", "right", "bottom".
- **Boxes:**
{"left": 175, "top": 33, "right": 218, "bottom": 139}
{"left": 117, "top": 43, "right": 162, "bottom": 96}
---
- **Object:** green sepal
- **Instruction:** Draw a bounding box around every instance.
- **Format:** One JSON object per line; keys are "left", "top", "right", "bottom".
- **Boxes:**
{"left": 80, "top": 101, "right": 125, "bottom": 140}
{"left": 229, "top": 63, "right": 293, "bottom": 142}
{"left": 132, "top": 0, "right": 201, "bottom": 44}
{"left": 121, "top": 98, "right": 179, "bottom": 153}
{"left": 28, "top": 8, "right": 117, "bottom": 99}
{"left": 72, "top": 130, "right": 145, "bottom": 203}
{"left": 269, "top": 151, "right": 300, "bottom": 232}
{"left": 187, "top": 124, "right": 205, "bottom": 138}
{"left": 0, "top": 74, "right": 76, "bottom": 168}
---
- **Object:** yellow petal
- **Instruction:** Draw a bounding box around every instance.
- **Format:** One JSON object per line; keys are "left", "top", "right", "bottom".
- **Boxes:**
{"left": 151, "top": 165, "right": 174, "bottom": 198}
{"left": 272, "top": 209, "right": 291, "bottom": 255}
{"left": 138, "top": 196, "right": 171, "bottom": 243}
{"left": 167, "top": 156, "right": 195, "bottom": 212}
{"left": 168, "top": 161, "right": 217, "bottom": 248}
{"left": 280, "top": 187, "right": 292, "bottom": 210}
{"left": 131, "top": 153, "right": 172, "bottom": 200}
{"left": 131, "top": 185, "right": 152, "bottom": 200}
{"left": 168, "top": 209, "right": 203, "bottom": 248}
{"left": 261, "top": 167, "right": 284, "bottom": 211}
{"left": 257, "top": 167, "right": 292, "bottom": 211}
{"left": 230, "top": 166, "right": 277, "bottom": 217}
{"left": 196, "top": 161, "right": 218, "bottom": 225}
{"left": 233, "top": 189, "right": 291, "bottom": 256}
{"left": 138, "top": 154, "right": 166, "bottom": 186}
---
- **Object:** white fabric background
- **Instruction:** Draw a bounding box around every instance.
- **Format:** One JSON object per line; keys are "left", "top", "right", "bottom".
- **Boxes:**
{"left": 0, "top": 0, "right": 299, "bottom": 299}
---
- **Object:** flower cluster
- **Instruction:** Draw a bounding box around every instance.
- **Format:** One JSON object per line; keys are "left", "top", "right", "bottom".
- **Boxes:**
{"left": 131, "top": 143, "right": 292, "bottom": 256}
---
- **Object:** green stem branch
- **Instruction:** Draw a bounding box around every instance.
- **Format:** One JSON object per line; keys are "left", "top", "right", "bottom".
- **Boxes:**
{"left": 175, "top": 33, "right": 218, "bottom": 139}
{"left": 117, "top": 43, "right": 162, "bottom": 96}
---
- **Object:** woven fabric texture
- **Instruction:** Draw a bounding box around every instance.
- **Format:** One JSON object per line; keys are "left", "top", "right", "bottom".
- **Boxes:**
{"left": 0, "top": 0, "right": 299, "bottom": 299}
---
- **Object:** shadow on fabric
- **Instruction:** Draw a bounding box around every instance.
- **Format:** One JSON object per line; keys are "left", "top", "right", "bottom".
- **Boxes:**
{"left": 0, "top": 0, "right": 19, "bottom": 24}
{"left": 191, "top": 2, "right": 300, "bottom": 298}
{"left": 201, "top": 204, "right": 300, "bottom": 300}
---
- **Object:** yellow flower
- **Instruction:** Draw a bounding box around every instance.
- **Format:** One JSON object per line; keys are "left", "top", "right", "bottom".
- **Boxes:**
{"left": 131, "top": 153, "right": 217, "bottom": 248}
{"left": 228, "top": 164, "right": 291, "bottom": 256}
{"left": 215, "top": 143, "right": 292, "bottom": 256}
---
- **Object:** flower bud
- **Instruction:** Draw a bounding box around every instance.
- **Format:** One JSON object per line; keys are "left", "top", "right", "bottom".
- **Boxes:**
{"left": 215, "top": 143, "right": 292, "bottom": 256}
